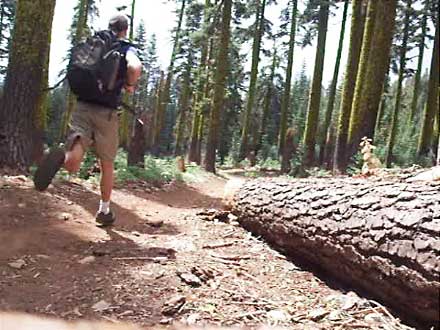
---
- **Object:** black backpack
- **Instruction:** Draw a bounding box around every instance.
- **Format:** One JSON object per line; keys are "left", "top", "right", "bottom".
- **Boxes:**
{"left": 67, "top": 30, "right": 123, "bottom": 107}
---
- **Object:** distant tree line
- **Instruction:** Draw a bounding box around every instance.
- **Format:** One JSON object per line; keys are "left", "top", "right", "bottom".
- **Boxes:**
{"left": 0, "top": 0, "right": 438, "bottom": 174}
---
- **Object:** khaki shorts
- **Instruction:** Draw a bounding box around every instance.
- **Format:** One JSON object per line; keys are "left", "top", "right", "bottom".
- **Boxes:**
{"left": 67, "top": 101, "right": 119, "bottom": 161}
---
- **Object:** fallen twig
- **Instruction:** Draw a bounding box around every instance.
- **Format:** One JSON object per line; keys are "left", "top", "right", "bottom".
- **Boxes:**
{"left": 113, "top": 256, "right": 169, "bottom": 262}
{"left": 202, "top": 241, "right": 236, "bottom": 249}
{"left": 210, "top": 253, "right": 251, "bottom": 261}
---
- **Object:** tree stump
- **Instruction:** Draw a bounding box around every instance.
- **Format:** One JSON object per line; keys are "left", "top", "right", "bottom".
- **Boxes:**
{"left": 231, "top": 177, "right": 440, "bottom": 328}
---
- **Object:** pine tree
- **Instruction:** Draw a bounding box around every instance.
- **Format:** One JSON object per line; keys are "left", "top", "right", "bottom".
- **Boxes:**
{"left": 278, "top": 0, "right": 298, "bottom": 172}
{"left": 153, "top": 0, "right": 187, "bottom": 153}
{"left": 188, "top": 0, "right": 211, "bottom": 163}
{"left": 254, "top": 39, "right": 279, "bottom": 157}
{"left": 347, "top": 0, "right": 398, "bottom": 162}
{"left": 317, "top": 0, "right": 348, "bottom": 166}
{"left": 239, "top": 0, "right": 267, "bottom": 160}
{"left": 291, "top": 62, "right": 311, "bottom": 146}
{"left": 333, "top": 0, "right": 366, "bottom": 173}
{"left": 204, "top": 0, "right": 232, "bottom": 173}
{"left": 302, "top": 0, "right": 329, "bottom": 167}
{"left": 0, "top": 0, "right": 56, "bottom": 170}
{"left": 417, "top": 12, "right": 439, "bottom": 160}
{"left": 385, "top": 0, "right": 414, "bottom": 167}
{"left": 174, "top": 2, "right": 203, "bottom": 156}
{"left": 347, "top": 0, "right": 378, "bottom": 153}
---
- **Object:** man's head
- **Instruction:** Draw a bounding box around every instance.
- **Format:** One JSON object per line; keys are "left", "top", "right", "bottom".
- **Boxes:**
{"left": 108, "top": 14, "right": 129, "bottom": 38}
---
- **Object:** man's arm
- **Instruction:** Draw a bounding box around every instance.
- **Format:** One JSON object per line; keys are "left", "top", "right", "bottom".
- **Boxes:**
{"left": 124, "top": 48, "right": 142, "bottom": 94}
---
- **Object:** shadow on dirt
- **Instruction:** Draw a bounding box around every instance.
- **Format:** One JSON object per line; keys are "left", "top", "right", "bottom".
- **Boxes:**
{"left": 0, "top": 182, "right": 182, "bottom": 325}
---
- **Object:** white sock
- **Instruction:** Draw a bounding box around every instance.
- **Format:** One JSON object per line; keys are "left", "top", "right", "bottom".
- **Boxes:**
{"left": 99, "top": 200, "right": 110, "bottom": 215}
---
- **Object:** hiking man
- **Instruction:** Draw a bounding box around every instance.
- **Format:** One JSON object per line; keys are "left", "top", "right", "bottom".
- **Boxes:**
{"left": 33, "top": 14, "right": 142, "bottom": 227}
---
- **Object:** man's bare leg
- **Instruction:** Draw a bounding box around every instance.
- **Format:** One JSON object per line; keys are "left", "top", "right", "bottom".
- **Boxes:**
{"left": 64, "top": 141, "right": 85, "bottom": 173}
{"left": 95, "top": 159, "right": 116, "bottom": 226}
{"left": 99, "top": 159, "right": 114, "bottom": 203}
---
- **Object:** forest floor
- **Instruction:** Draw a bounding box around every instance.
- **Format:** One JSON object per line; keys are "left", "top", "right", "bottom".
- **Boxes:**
{"left": 0, "top": 170, "right": 417, "bottom": 329}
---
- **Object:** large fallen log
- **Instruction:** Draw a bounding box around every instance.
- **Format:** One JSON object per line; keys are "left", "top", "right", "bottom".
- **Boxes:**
{"left": 231, "top": 177, "right": 440, "bottom": 328}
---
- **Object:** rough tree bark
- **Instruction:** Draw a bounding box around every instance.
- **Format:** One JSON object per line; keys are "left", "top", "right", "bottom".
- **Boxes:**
{"left": 0, "top": 0, "right": 56, "bottom": 170}
{"left": 333, "top": 0, "right": 366, "bottom": 173}
{"left": 232, "top": 178, "right": 440, "bottom": 327}
{"left": 348, "top": 0, "right": 398, "bottom": 158}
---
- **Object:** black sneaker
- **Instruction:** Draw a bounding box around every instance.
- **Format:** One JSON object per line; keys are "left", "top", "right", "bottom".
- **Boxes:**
{"left": 96, "top": 210, "right": 116, "bottom": 227}
{"left": 33, "top": 147, "right": 65, "bottom": 191}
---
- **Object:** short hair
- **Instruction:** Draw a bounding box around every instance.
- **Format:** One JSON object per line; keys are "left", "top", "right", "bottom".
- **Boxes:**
{"left": 108, "top": 14, "right": 129, "bottom": 33}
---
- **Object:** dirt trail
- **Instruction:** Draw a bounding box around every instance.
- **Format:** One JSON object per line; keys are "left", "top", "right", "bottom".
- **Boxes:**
{"left": 0, "top": 173, "right": 415, "bottom": 329}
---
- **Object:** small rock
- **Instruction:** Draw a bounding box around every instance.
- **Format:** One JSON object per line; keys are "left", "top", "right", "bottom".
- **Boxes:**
{"left": 18, "top": 203, "right": 26, "bottom": 208}
{"left": 91, "top": 300, "right": 111, "bottom": 312}
{"left": 59, "top": 212, "right": 72, "bottom": 221}
{"left": 328, "top": 310, "right": 341, "bottom": 321}
{"left": 267, "top": 309, "right": 290, "bottom": 323}
{"left": 147, "top": 219, "right": 164, "bottom": 228}
{"left": 159, "top": 318, "right": 173, "bottom": 324}
{"left": 308, "top": 308, "right": 329, "bottom": 321}
{"left": 162, "top": 295, "right": 186, "bottom": 316}
{"left": 177, "top": 271, "right": 202, "bottom": 287}
{"left": 227, "top": 213, "right": 238, "bottom": 222}
{"left": 191, "top": 266, "right": 214, "bottom": 282}
{"left": 78, "top": 256, "right": 96, "bottom": 264}
{"left": 341, "top": 292, "right": 360, "bottom": 310}
{"left": 36, "top": 254, "right": 50, "bottom": 259}
{"left": 186, "top": 313, "right": 201, "bottom": 325}
{"left": 118, "top": 310, "right": 134, "bottom": 316}
{"left": 8, "top": 259, "right": 26, "bottom": 269}
{"left": 365, "top": 313, "right": 383, "bottom": 323}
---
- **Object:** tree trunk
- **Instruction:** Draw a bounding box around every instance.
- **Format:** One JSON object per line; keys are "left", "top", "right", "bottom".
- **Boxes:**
{"left": 153, "top": 0, "right": 186, "bottom": 153}
{"left": 204, "top": 0, "right": 232, "bottom": 173}
{"left": 408, "top": 3, "right": 428, "bottom": 124}
{"left": 127, "top": 117, "right": 146, "bottom": 167}
{"left": 318, "top": 0, "right": 348, "bottom": 166}
{"left": 232, "top": 177, "right": 440, "bottom": 328}
{"left": 174, "top": 60, "right": 193, "bottom": 156}
{"left": 333, "top": 0, "right": 366, "bottom": 173}
{"left": 239, "top": 0, "right": 266, "bottom": 160}
{"left": 417, "top": 16, "right": 439, "bottom": 160}
{"left": 0, "top": 0, "right": 56, "bottom": 170}
{"left": 188, "top": 0, "right": 211, "bottom": 163}
{"left": 302, "top": 2, "right": 329, "bottom": 167}
{"left": 353, "top": 0, "right": 398, "bottom": 158}
{"left": 385, "top": 0, "right": 412, "bottom": 168}
{"left": 152, "top": 71, "right": 166, "bottom": 155}
{"left": 278, "top": 0, "right": 298, "bottom": 168}
{"left": 347, "top": 0, "right": 378, "bottom": 153}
